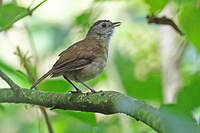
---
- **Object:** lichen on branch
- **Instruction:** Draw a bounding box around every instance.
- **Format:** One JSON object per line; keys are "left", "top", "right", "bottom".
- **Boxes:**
{"left": 0, "top": 69, "right": 163, "bottom": 133}
{"left": 0, "top": 88, "right": 163, "bottom": 133}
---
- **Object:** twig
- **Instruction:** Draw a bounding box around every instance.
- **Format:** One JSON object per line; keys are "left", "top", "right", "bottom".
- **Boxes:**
{"left": 0, "top": 0, "right": 47, "bottom": 32}
{"left": 15, "top": 46, "right": 35, "bottom": 83}
{"left": 40, "top": 107, "right": 54, "bottom": 133}
{"left": 146, "top": 15, "right": 184, "bottom": 36}
{"left": 15, "top": 47, "right": 54, "bottom": 133}
{"left": 29, "top": 0, "right": 47, "bottom": 14}
{"left": 0, "top": 69, "right": 20, "bottom": 92}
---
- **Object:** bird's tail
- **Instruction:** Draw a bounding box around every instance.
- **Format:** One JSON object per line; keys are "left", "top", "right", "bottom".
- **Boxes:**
{"left": 30, "top": 69, "right": 53, "bottom": 89}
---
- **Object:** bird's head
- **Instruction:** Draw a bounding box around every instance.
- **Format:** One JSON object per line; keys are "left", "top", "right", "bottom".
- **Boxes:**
{"left": 86, "top": 20, "right": 121, "bottom": 42}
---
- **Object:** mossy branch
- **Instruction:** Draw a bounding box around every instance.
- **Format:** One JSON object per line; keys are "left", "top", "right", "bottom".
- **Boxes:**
{"left": 0, "top": 69, "right": 163, "bottom": 133}
{"left": 0, "top": 88, "right": 163, "bottom": 133}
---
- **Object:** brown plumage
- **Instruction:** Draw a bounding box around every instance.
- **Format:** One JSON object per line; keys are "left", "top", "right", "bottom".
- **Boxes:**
{"left": 30, "top": 38, "right": 106, "bottom": 89}
{"left": 52, "top": 38, "right": 106, "bottom": 74}
{"left": 30, "top": 20, "right": 121, "bottom": 93}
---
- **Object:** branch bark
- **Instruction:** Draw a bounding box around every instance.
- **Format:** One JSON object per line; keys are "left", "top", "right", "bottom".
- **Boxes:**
{"left": 0, "top": 70, "right": 20, "bottom": 93}
{"left": 0, "top": 88, "right": 163, "bottom": 133}
{"left": 146, "top": 15, "right": 184, "bottom": 36}
{"left": 0, "top": 70, "right": 163, "bottom": 132}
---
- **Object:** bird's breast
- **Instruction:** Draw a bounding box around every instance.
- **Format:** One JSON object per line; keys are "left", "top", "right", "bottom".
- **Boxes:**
{"left": 77, "top": 55, "right": 108, "bottom": 81}
{"left": 64, "top": 41, "right": 109, "bottom": 82}
{"left": 64, "top": 54, "right": 108, "bottom": 82}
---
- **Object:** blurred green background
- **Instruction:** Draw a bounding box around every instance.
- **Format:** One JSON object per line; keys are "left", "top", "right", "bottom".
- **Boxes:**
{"left": 0, "top": 0, "right": 200, "bottom": 133}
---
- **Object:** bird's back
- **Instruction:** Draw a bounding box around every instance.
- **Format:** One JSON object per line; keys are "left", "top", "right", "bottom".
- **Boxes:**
{"left": 51, "top": 38, "right": 108, "bottom": 78}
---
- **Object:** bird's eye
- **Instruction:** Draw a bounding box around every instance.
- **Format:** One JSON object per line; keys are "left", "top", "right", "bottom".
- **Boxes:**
{"left": 102, "top": 23, "right": 107, "bottom": 28}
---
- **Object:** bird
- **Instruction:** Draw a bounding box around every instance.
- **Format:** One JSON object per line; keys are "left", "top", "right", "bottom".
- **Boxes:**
{"left": 30, "top": 20, "right": 121, "bottom": 93}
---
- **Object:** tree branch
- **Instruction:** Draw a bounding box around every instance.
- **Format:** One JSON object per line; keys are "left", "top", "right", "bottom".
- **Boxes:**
{"left": 0, "top": 67, "right": 163, "bottom": 133}
{"left": 0, "top": 88, "right": 163, "bottom": 133}
{"left": 0, "top": 69, "right": 20, "bottom": 93}
{"left": 146, "top": 15, "right": 184, "bottom": 36}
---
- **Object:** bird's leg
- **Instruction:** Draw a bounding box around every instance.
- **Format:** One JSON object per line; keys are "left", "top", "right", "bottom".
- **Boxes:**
{"left": 77, "top": 79, "right": 102, "bottom": 93}
{"left": 63, "top": 76, "right": 82, "bottom": 93}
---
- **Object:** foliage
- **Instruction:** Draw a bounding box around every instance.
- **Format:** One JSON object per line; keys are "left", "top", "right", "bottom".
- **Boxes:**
{"left": 0, "top": 60, "right": 31, "bottom": 87}
{"left": 144, "top": 0, "right": 169, "bottom": 14}
{"left": 114, "top": 50, "right": 162, "bottom": 102}
{"left": 0, "top": 3, "right": 28, "bottom": 31}
{"left": 178, "top": 2, "right": 200, "bottom": 51}
{"left": 0, "top": 0, "right": 200, "bottom": 133}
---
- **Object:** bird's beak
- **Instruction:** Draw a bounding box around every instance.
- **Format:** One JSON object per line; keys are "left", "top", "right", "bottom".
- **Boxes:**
{"left": 112, "top": 22, "right": 121, "bottom": 28}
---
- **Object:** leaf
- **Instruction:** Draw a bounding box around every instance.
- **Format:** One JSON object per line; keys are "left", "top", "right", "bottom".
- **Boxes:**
{"left": 114, "top": 50, "right": 162, "bottom": 102}
{"left": 0, "top": 104, "right": 4, "bottom": 111}
{"left": 177, "top": 74, "right": 200, "bottom": 112}
{"left": 75, "top": 11, "right": 92, "bottom": 29}
{"left": 75, "top": 9, "right": 100, "bottom": 32}
{"left": 87, "top": 72, "right": 107, "bottom": 87}
{"left": 144, "top": 0, "right": 169, "bottom": 14}
{"left": 55, "top": 110, "right": 97, "bottom": 126}
{"left": 0, "top": 60, "right": 31, "bottom": 88}
{"left": 179, "top": 2, "right": 200, "bottom": 51}
{"left": 160, "top": 105, "right": 200, "bottom": 133}
{"left": 0, "top": 3, "right": 28, "bottom": 31}
{"left": 173, "top": 0, "right": 197, "bottom": 4}
{"left": 37, "top": 79, "right": 71, "bottom": 93}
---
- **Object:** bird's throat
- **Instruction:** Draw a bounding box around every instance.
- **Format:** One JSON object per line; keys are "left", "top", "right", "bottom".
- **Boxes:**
{"left": 86, "top": 33, "right": 112, "bottom": 46}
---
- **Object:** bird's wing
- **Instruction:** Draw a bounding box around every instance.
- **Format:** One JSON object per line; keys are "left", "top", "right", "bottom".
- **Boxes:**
{"left": 51, "top": 39, "right": 101, "bottom": 74}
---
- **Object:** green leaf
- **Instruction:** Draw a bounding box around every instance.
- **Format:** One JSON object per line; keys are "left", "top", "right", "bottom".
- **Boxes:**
{"left": 179, "top": 2, "right": 200, "bottom": 51}
{"left": 37, "top": 79, "right": 71, "bottom": 93}
{"left": 177, "top": 74, "right": 200, "bottom": 112}
{"left": 114, "top": 51, "right": 162, "bottom": 102}
{"left": 160, "top": 105, "right": 200, "bottom": 133}
{"left": 173, "top": 0, "right": 198, "bottom": 4}
{"left": 88, "top": 72, "right": 107, "bottom": 87}
{"left": 144, "top": 0, "right": 169, "bottom": 14}
{"left": 55, "top": 110, "right": 97, "bottom": 126}
{"left": 0, "top": 104, "right": 4, "bottom": 111}
{"left": 0, "top": 3, "right": 28, "bottom": 31}
{"left": 75, "top": 9, "right": 100, "bottom": 32}
{"left": 75, "top": 11, "right": 92, "bottom": 29}
{"left": 0, "top": 60, "right": 31, "bottom": 87}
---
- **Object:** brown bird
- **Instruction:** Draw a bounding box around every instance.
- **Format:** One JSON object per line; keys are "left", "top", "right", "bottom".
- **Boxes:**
{"left": 30, "top": 20, "right": 121, "bottom": 93}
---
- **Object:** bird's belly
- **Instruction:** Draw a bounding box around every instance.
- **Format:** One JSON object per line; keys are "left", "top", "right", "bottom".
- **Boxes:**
{"left": 64, "top": 58, "right": 107, "bottom": 82}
